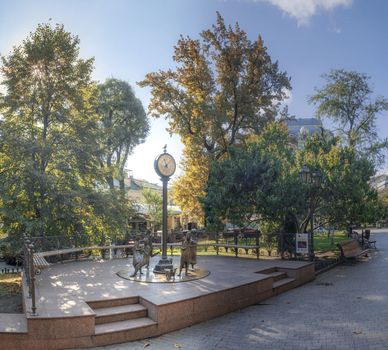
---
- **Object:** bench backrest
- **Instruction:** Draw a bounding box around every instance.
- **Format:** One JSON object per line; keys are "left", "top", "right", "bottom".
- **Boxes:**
{"left": 338, "top": 239, "right": 362, "bottom": 257}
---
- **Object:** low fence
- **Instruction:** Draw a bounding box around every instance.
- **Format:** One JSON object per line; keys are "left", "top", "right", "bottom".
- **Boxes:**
{"left": 23, "top": 231, "right": 263, "bottom": 258}
{"left": 28, "top": 233, "right": 103, "bottom": 252}
{"left": 26, "top": 231, "right": 261, "bottom": 251}
{"left": 0, "top": 266, "right": 22, "bottom": 274}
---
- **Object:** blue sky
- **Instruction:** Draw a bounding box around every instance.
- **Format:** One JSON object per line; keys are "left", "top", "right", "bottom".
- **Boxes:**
{"left": 0, "top": 0, "right": 387, "bottom": 183}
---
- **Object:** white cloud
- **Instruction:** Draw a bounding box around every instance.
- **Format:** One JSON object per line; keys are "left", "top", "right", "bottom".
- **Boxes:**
{"left": 261, "top": 0, "right": 352, "bottom": 26}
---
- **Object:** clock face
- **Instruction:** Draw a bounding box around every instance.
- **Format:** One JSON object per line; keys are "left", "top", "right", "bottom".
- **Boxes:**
{"left": 155, "top": 153, "right": 176, "bottom": 178}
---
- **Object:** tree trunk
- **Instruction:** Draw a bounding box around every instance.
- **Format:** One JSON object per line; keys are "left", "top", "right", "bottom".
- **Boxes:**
{"left": 106, "top": 153, "right": 114, "bottom": 189}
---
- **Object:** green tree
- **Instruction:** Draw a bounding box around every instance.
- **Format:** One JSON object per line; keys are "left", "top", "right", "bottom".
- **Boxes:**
{"left": 203, "top": 123, "right": 305, "bottom": 232}
{"left": 308, "top": 69, "right": 388, "bottom": 233}
{"left": 141, "top": 188, "right": 162, "bottom": 232}
{"left": 97, "top": 79, "right": 149, "bottom": 190}
{"left": 377, "top": 188, "right": 388, "bottom": 224}
{"left": 140, "top": 13, "right": 290, "bottom": 221}
{"left": 297, "top": 133, "right": 381, "bottom": 232}
{"left": 309, "top": 69, "right": 388, "bottom": 161}
{"left": 203, "top": 123, "right": 381, "bottom": 237}
{"left": 0, "top": 23, "right": 107, "bottom": 245}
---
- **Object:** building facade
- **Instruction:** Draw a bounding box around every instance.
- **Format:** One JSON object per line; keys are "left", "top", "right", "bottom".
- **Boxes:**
{"left": 119, "top": 171, "right": 182, "bottom": 233}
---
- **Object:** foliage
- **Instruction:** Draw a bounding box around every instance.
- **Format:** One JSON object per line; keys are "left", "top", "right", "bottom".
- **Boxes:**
{"left": 97, "top": 78, "right": 149, "bottom": 190}
{"left": 140, "top": 13, "right": 291, "bottom": 221}
{"left": 309, "top": 69, "right": 388, "bottom": 162}
{"left": 204, "top": 121, "right": 383, "bottom": 236}
{"left": 141, "top": 188, "right": 162, "bottom": 232}
{"left": 259, "top": 220, "right": 280, "bottom": 256}
{"left": 308, "top": 69, "right": 388, "bottom": 231}
{"left": 0, "top": 23, "right": 137, "bottom": 248}
{"left": 0, "top": 238, "right": 23, "bottom": 265}
{"left": 298, "top": 133, "right": 382, "bottom": 230}
{"left": 203, "top": 122, "right": 306, "bottom": 231}
{"left": 171, "top": 145, "right": 209, "bottom": 223}
{"left": 377, "top": 189, "right": 388, "bottom": 224}
{"left": 0, "top": 23, "right": 97, "bottom": 242}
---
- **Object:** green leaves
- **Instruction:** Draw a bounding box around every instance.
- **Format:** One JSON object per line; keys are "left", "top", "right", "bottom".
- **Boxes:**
{"left": 307, "top": 69, "right": 387, "bottom": 228}
{"left": 97, "top": 78, "right": 149, "bottom": 190}
{"left": 203, "top": 122, "right": 302, "bottom": 230}
{"left": 142, "top": 13, "right": 291, "bottom": 220}
{"left": 141, "top": 188, "right": 163, "bottom": 232}
{"left": 0, "top": 23, "right": 141, "bottom": 246}
{"left": 204, "top": 122, "right": 382, "bottom": 234}
{"left": 141, "top": 13, "right": 290, "bottom": 157}
{"left": 309, "top": 69, "right": 388, "bottom": 162}
{"left": 298, "top": 132, "right": 380, "bottom": 229}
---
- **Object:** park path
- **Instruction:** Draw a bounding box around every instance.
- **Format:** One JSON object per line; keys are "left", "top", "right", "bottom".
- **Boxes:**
{"left": 85, "top": 230, "right": 388, "bottom": 350}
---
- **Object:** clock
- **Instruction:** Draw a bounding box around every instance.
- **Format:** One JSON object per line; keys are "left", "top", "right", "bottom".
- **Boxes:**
{"left": 154, "top": 152, "right": 176, "bottom": 178}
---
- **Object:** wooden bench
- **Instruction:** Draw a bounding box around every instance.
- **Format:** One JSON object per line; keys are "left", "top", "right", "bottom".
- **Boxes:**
{"left": 351, "top": 230, "right": 377, "bottom": 250}
{"left": 364, "top": 238, "right": 377, "bottom": 249}
{"left": 33, "top": 253, "right": 50, "bottom": 274}
{"left": 363, "top": 230, "right": 377, "bottom": 249}
{"left": 337, "top": 239, "right": 368, "bottom": 260}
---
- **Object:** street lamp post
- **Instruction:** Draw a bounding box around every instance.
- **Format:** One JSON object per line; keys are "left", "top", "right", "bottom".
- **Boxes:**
{"left": 299, "top": 165, "right": 322, "bottom": 261}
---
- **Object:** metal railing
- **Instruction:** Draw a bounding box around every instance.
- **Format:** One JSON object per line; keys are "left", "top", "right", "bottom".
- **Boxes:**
{"left": 22, "top": 234, "right": 37, "bottom": 316}
{"left": 0, "top": 266, "right": 22, "bottom": 274}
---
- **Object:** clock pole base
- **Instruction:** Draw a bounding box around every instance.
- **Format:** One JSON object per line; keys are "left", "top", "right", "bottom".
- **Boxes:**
{"left": 153, "top": 258, "right": 174, "bottom": 274}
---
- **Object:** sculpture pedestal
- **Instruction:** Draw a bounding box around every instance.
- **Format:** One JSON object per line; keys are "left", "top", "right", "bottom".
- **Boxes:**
{"left": 153, "top": 258, "right": 173, "bottom": 274}
{"left": 117, "top": 267, "right": 210, "bottom": 283}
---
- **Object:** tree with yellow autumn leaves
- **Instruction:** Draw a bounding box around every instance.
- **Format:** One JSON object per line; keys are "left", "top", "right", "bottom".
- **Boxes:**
{"left": 139, "top": 13, "right": 291, "bottom": 223}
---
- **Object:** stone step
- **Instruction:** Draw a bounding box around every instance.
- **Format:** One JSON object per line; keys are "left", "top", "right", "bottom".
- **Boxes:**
{"left": 257, "top": 267, "right": 277, "bottom": 274}
{"left": 87, "top": 296, "right": 139, "bottom": 309}
{"left": 0, "top": 313, "right": 28, "bottom": 333}
{"left": 273, "top": 277, "right": 296, "bottom": 295}
{"left": 93, "top": 317, "right": 158, "bottom": 347}
{"left": 94, "top": 304, "right": 148, "bottom": 325}
{"left": 267, "top": 271, "right": 288, "bottom": 282}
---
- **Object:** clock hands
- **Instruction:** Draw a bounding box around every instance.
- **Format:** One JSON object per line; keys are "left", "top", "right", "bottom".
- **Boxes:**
{"left": 156, "top": 154, "right": 175, "bottom": 177}
{"left": 163, "top": 159, "right": 169, "bottom": 168}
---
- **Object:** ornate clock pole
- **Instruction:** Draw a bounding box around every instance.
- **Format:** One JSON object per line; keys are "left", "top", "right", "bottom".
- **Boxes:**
{"left": 153, "top": 145, "right": 176, "bottom": 274}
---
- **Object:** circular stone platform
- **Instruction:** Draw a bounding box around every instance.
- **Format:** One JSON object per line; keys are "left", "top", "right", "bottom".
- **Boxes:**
{"left": 117, "top": 267, "right": 210, "bottom": 283}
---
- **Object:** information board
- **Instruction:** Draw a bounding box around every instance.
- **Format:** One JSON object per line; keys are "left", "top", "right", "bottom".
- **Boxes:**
{"left": 296, "top": 233, "right": 309, "bottom": 254}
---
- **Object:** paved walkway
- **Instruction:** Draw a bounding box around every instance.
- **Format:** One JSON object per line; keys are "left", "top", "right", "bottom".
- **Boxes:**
{"left": 85, "top": 230, "right": 388, "bottom": 350}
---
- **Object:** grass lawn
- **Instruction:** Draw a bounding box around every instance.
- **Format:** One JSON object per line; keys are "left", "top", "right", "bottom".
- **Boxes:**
{"left": 0, "top": 273, "right": 23, "bottom": 313}
{"left": 0, "top": 273, "right": 21, "bottom": 296}
{"left": 153, "top": 245, "right": 263, "bottom": 258}
{"left": 314, "top": 231, "right": 351, "bottom": 253}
